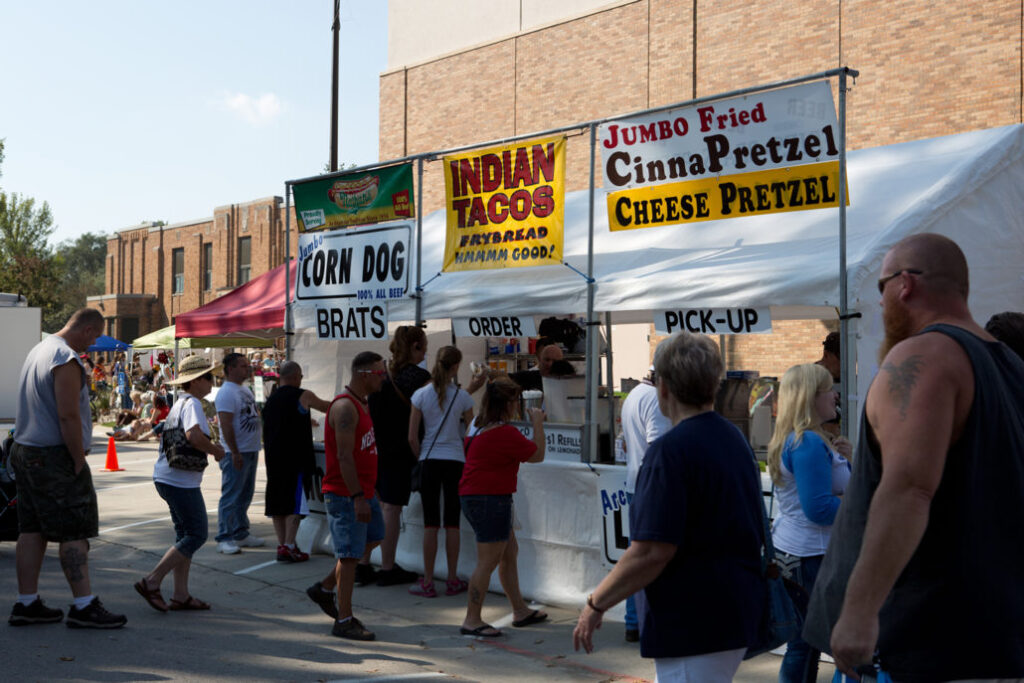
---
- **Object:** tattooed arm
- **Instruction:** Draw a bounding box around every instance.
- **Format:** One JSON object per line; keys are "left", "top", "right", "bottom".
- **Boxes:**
{"left": 830, "top": 332, "right": 973, "bottom": 677}
{"left": 329, "top": 397, "right": 371, "bottom": 522}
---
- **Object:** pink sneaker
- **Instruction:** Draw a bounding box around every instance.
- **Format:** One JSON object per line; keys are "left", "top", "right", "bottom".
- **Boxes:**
{"left": 408, "top": 579, "right": 437, "bottom": 598}
{"left": 445, "top": 578, "right": 469, "bottom": 596}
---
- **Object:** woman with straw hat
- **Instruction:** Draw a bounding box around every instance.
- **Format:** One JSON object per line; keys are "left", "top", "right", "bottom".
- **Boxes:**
{"left": 134, "top": 355, "right": 226, "bottom": 613}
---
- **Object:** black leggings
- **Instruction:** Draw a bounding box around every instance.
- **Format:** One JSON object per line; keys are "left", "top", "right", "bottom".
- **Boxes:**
{"left": 419, "top": 459, "right": 464, "bottom": 528}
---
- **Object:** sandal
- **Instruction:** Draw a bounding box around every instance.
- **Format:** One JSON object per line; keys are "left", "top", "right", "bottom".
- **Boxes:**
{"left": 460, "top": 623, "right": 502, "bottom": 638}
{"left": 512, "top": 609, "right": 548, "bottom": 627}
{"left": 168, "top": 596, "right": 211, "bottom": 611}
{"left": 134, "top": 578, "right": 169, "bottom": 613}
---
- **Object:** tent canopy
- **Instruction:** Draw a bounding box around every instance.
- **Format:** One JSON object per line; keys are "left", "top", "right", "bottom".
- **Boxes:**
{"left": 132, "top": 325, "right": 274, "bottom": 350}
{"left": 175, "top": 260, "right": 295, "bottom": 339}
{"left": 88, "top": 334, "right": 129, "bottom": 352}
{"left": 359, "top": 124, "right": 1021, "bottom": 325}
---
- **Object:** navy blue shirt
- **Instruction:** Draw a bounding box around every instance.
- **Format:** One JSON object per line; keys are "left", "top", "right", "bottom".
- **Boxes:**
{"left": 631, "top": 410, "right": 765, "bottom": 658}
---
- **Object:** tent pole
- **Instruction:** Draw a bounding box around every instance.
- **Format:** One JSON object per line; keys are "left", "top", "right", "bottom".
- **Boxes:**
{"left": 838, "top": 68, "right": 850, "bottom": 439}
{"left": 285, "top": 185, "right": 293, "bottom": 361}
{"left": 584, "top": 123, "right": 597, "bottom": 464}
{"left": 415, "top": 157, "right": 424, "bottom": 327}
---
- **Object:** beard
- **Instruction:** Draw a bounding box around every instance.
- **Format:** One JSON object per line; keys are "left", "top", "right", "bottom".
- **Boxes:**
{"left": 878, "top": 299, "right": 917, "bottom": 363}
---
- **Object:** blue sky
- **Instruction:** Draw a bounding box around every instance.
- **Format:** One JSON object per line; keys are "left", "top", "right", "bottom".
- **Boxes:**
{"left": 0, "top": 1, "right": 387, "bottom": 244}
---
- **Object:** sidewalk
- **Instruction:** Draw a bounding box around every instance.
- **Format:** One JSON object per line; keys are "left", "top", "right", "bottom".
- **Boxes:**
{"left": 0, "top": 426, "right": 832, "bottom": 681}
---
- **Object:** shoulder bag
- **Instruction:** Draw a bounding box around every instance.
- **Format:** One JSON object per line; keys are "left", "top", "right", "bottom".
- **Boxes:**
{"left": 161, "top": 400, "right": 209, "bottom": 472}
{"left": 744, "top": 468, "right": 809, "bottom": 659}
{"left": 410, "top": 387, "right": 458, "bottom": 492}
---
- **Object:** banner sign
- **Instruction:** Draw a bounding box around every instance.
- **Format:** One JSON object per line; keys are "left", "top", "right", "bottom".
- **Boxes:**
{"left": 654, "top": 307, "right": 772, "bottom": 335}
{"left": 452, "top": 316, "right": 537, "bottom": 338}
{"left": 314, "top": 301, "right": 388, "bottom": 340}
{"left": 597, "top": 467, "right": 630, "bottom": 565}
{"left": 607, "top": 160, "right": 846, "bottom": 230}
{"left": 293, "top": 164, "right": 414, "bottom": 232}
{"left": 296, "top": 224, "right": 410, "bottom": 302}
{"left": 443, "top": 136, "right": 565, "bottom": 272}
{"left": 600, "top": 81, "right": 839, "bottom": 189}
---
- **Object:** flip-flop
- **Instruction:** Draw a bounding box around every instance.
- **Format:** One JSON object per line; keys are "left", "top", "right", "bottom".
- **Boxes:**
{"left": 459, "top": 624, "right": 502, "bottom": 638}
{"left": 168, "top": 596, "right": 211, "bottom": 611}
{"left": 512, "top": 609, "right": 548, "bottom": 627}
{"left": 134, "top": 579, "right": 169, "bottom": 613}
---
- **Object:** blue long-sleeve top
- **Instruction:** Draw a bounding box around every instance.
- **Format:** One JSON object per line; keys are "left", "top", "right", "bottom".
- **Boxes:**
{"left": 772, "top": 431, "right": 849, "bottom": 556}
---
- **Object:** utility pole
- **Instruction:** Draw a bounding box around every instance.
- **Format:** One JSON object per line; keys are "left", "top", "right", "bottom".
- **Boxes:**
{"left": 330, "top": 0, "right": 340, "bottom": 172}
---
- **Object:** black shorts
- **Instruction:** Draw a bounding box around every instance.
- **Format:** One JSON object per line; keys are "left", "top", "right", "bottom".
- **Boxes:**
{"left": 418, "top": 459, "right": 464, "bottom": 528}
{"left": 10, "top": 442, "right": 99, "bottom": 542}
{"left": 375, "top": 447, "right": 415, "bottom": 506}
{"left": 264, "top": 467, "right": 307, "bottom": 517}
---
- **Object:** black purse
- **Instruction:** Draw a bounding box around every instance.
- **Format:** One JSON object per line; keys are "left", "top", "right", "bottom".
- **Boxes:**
{"left": 161, "top": 404, "right": 208, "bottom": 472}
{"left": 411, "top": 388, "right": 458, "bottom": 492}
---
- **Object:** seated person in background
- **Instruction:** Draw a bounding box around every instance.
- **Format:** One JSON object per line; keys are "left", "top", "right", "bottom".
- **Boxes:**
{"left": 815, "top": 331, "right": 842, "bottom": 437}
{"left": 986, "top": 311, "right": 1024, "bottom": 360}
{"left": 509, "top": 338, "right": 564, "bottom": 392}
{"left": 115, "top": 391, "right": 144, "bottom": 427}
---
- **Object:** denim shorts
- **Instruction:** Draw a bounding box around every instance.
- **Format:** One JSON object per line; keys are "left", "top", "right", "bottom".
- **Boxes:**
{"left": 460, "top": 494, "right": 513, "bottom": 543}
{"left": 155, "top": 481, "right": 208, "bottom": 558}
{"left": 10, "top": 442, "right": 99, "bottom": 542}
{"left": 325, "top": 492, "right": 385, "bottom": 559}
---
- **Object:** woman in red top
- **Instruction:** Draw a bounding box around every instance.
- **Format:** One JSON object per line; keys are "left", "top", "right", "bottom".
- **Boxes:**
{"left": 458, "top": 377, "right": 547, "bottom": 638}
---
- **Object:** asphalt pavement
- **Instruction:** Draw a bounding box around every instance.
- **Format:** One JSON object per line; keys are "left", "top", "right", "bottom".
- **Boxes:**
{"left": 0, "top": 426, "right": 835, "bottom": 682}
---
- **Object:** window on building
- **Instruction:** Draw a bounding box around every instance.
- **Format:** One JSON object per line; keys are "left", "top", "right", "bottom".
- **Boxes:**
{"left": 203, "top": 243, "right": 213, "bottom": 291}
{"left": 237, "top": 236, "right": 251, "bottom": 284}
{"left": 120, "top": 317, "right": 139, "bottom": 344}
{"left": 172, "top": 248, "right": 185, "bottom": 294}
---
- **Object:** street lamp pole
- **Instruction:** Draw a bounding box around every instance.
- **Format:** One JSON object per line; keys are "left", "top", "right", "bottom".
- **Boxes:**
{"left": 329, "top": 0, "right": 340, "bottom": 172}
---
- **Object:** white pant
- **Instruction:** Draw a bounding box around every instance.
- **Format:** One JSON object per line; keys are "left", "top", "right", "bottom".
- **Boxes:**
{"left": 654, "top": 647, "right": 746, "bottom": 683}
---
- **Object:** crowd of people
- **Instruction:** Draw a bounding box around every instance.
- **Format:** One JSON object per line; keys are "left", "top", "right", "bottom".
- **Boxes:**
{"left": 6, "top": 234, "right": 1024, "bottom": 683}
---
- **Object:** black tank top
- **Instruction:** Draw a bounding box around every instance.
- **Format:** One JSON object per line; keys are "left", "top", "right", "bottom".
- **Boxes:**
{"left": 261, "top": 384, "right": 315, "bottom": 474}
{"left": 804, "top": 324, "right": 1024, "bottom": 682}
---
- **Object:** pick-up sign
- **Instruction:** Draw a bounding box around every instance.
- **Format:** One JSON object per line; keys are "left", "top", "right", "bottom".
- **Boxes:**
{"left": 655, "top": 307, "right": 772, "bottom": 335}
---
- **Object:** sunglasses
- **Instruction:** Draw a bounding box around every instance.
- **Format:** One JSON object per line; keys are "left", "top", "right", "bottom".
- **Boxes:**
{"left": 358, "top": 369, "right": 387, "bottom": 376}
{"left": 877, "top": 269, "right": 923, "bottom": 295}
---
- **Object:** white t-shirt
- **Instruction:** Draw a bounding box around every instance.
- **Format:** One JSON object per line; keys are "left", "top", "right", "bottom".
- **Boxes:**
{"left": 215, "top": 380, "right": 261, "bottom": 453}
{"left": 411, "top": 382, "right": 475, "bottom": 463}
{"left": 153, "top": 394, "right": 209, "bottom": 488}
{"left": 621, "top": 380, "right": 672, "bottom": 493}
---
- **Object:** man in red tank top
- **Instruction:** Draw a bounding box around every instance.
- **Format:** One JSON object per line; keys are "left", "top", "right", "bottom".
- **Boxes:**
{"left": 312, "top": 351, "right": 388, "bottom": 641}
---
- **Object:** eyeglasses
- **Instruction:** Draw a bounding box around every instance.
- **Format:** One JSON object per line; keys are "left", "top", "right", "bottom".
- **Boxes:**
{"left": 877, "top": 269, "right": 923, "bottom": 295}
{"left": 358, "top": 369, "right": 387, "bottom": 377}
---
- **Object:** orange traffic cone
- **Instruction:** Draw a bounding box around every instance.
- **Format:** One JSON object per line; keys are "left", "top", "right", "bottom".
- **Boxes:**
{"left": 103, "top": 436, "right": 124, "bottom": 472}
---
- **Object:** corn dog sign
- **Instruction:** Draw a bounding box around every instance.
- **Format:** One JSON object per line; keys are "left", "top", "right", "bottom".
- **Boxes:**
{"left": 293, "top": 163, "right": 414, "bottom": 232}
{"left": 443, "top": 136, "right": 566, "bottom": 272}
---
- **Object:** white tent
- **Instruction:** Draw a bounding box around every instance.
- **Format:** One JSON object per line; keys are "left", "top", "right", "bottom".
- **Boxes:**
{"left": 389, "top": 124, "right": 1024, "bottom": 415}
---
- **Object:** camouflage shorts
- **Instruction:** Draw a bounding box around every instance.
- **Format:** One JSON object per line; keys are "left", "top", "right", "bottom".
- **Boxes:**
{"left": 10, "top": 442, "right": 99, "bottom": 542}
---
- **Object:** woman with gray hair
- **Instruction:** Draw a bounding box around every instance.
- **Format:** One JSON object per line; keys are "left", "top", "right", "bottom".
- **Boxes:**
{"left": 573, "top": 331, "right": 765, "bottom": 682}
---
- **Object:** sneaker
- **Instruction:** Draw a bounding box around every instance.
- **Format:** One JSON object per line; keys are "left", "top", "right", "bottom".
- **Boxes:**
{"left": 306, "top": 582, "right": 339, "bottom": 619}
{"left": 354, "top": 563, "right": 377, "bottom": 586}
{"left": 375, "top": 564, "right": 417, "bottom": 586}
{"left": 277, "top": 545, "right": 309, "bottom": 563}
{"left": 625, "top": 628, "right": 640, "bottom": 643}
{"left": 445, "top": 578, "right": 468, "bottom": 596}
{"left": 217, "top": 541, "right": 241, "bottom": 554}
{"left": 331, "top": 616, "right": 375, "bottom": 641}
{"left": 9, "top": 598, "right": 64, "bottom": 626}
{"left": 65, "top": 597, "right": 126, "bottom": 629}
{"left": 408, "top": 579, "right": 437, "bottom": 598}
{"left": 236, "top": 535, "right": 265, "bottom": 548}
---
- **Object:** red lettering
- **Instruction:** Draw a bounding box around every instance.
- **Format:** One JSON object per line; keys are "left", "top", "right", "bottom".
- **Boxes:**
{"left": 487, "top": 192, "right": 509, "bottom": 223}
{"left": 509, "top": 189, "right": 532, "bottom": 220}
{"left": 532, "top": 185, "right": 554, "bottom": 218}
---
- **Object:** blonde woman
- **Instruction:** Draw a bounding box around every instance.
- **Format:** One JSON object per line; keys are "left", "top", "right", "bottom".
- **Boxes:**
{"left": 766, "top": 363, "right": 851, "bottom": 683}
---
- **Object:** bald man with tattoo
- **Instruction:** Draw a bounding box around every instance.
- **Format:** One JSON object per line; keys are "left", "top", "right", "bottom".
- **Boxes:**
{"left": 8, "top": 308, "right": 127, "bottom": 629}
{"left": 804, "top": 234, "right": 1024, "bottom": 681}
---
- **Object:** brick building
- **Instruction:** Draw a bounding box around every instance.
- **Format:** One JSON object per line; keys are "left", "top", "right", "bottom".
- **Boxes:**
{"left": 90, "top": 197, "right": 293, "bottom": 341}
{"left": 378, "top": 0, "right": 1022, "bottom": 377}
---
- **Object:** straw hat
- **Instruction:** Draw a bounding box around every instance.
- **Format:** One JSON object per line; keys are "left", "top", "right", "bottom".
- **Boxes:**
{"left": 165, "top": 355, "right": 223, "bottom": 386}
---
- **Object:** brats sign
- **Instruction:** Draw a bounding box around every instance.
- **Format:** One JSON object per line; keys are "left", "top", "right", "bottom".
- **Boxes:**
{"left": 600, "top": 81, "right": 846, "bottom": 229}
{"left": 443, "top": 136, "right": 565, "bottom": 272}
{"left": 292, "top": 163, "right": 414, "bottom": 232}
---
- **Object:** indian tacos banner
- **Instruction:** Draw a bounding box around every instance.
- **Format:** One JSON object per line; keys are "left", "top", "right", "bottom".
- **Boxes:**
{"left": 442, "top": 136, "right": 565, "bottom": 272}
{"left": 292, "top": 163, "right": 414, "bottom": 232}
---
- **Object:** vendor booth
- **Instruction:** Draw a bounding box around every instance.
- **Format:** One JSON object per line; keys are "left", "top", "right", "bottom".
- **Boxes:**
{"left": 286, "top": 69, "right": 1023, "bottom": 609}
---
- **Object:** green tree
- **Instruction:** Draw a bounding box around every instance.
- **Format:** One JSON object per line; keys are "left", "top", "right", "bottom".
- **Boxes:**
{"left": 48, "top": 232, "right": 108, "bottom": 330}
{"left": 0, "top": 191, "right": 61, "bottom": 321}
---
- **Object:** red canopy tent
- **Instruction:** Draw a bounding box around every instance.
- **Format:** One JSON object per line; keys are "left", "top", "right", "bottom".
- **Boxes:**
{"left": 174, "top": 260, "right": 295, "bottom": 340}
